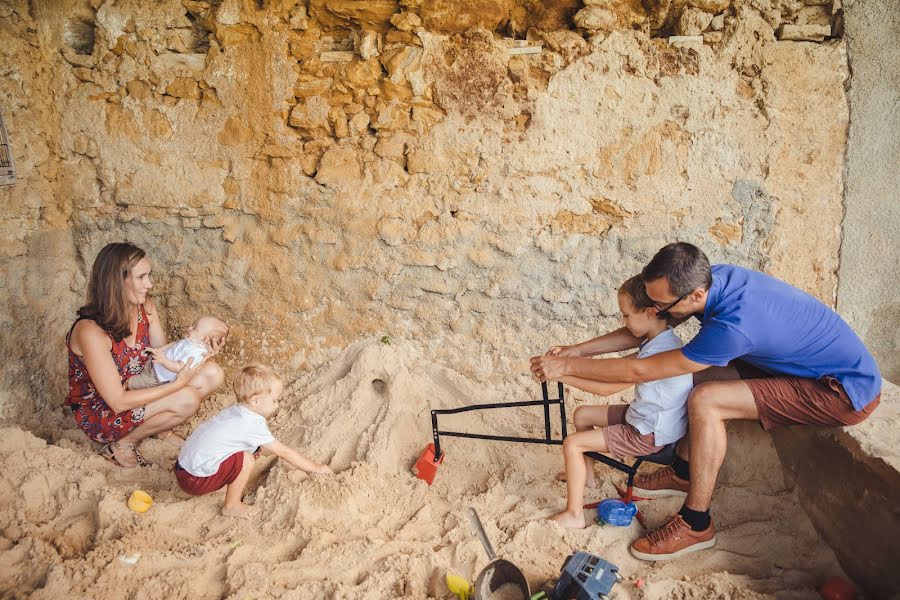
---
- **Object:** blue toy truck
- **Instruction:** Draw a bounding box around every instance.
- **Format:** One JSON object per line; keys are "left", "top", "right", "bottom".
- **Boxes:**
{"left": 550, "top": 551, "right": 622, "bottom": 600}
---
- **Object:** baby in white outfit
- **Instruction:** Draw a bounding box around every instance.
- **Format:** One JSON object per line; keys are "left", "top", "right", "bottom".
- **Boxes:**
{"left": 128, "top": 316, "right": 229, "bottom": 389}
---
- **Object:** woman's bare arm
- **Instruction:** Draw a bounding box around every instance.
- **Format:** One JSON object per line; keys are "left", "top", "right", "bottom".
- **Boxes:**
{"left": 144, "top": 298, "right": 167, "bottom": 348}
{"left": 74, "top": 321, "right": 201, "bottom": 413}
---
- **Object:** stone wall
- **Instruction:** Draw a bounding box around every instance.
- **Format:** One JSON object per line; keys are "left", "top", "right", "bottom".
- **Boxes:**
{"left": 836, "top": 0, "right": 900, "bottom": 384}
{"left": 0, "top": 0, "right": 850, "bottom": 422}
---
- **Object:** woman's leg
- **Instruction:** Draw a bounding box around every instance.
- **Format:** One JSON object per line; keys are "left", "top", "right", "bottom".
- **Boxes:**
{"left": 556, "top": 405, "right": 612, "bottom": 486}
{"left": 188, "top": 360, "right": 224, "bottom": 397}
{"left": 550, "top": 428, "right": 610, "bottom": 529}
{"left": 106, "top": 387, "right": 202, "bottom": 466}
{"left": 222, "top": 452, "right": 256, "bottom": 518}
{"left": 151, "top": 360, "right": 224, "bottom": 447}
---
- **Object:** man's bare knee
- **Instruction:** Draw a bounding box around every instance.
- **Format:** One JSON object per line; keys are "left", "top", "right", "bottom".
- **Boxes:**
{"left": 688, "top": 383, "right": 723, "bottom": 420}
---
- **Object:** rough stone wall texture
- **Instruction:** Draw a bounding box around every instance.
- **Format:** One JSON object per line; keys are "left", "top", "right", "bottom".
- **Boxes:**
{"left": 0, "top": 0, "right": 850, "bottom": 423}
{"left": 837, "top": 0, "right": 900, "bottom": 384}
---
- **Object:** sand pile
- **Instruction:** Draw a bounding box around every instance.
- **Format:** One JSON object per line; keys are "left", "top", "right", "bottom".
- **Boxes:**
{"left": 1, "top": 338, "right": 846, "bottom": 598}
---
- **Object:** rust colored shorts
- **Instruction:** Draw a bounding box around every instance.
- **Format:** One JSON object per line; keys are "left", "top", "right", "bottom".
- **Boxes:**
{"left": 601, "top": 404, "right": 665, "bottom": 460}
{"left": 732, "top": 360, "right": 881, "bottom": 431}
{"left": 175, "top": 451, "right": 244, "bottom": 496}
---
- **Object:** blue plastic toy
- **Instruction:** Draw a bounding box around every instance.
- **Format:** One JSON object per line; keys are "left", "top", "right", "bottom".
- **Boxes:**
{"left": 596, "top": 499, "right": 637, "bottom": 526}
{"left": 550, "top": 551, "right": 622, "bottom": 600}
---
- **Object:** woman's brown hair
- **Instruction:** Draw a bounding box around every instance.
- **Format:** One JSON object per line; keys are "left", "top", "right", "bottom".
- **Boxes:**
{"left": 618, "top": 274, "right": 656, "bottom": 311}
{"left": 77, "top": 242, "right": 147, "bottom": 341}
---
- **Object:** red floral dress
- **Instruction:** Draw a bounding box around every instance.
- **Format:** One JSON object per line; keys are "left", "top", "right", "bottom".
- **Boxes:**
{"left": 65, "top": 306, "right": 151, "bottom": 443}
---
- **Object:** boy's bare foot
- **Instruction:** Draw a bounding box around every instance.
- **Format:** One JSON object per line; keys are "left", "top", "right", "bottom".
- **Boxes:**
{"left": 549, "top": 510, "right": 588, "bottom": 529}
{"left": 221, "top": 503, "right": 256, "bottom": 519}
{"left": 554, "top": 471, "right": 599, "bottom": 488}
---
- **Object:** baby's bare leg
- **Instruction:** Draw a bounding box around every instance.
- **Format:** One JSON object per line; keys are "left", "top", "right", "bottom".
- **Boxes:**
{"left": 222, "top": 452, "right": 256, "bottom": 518}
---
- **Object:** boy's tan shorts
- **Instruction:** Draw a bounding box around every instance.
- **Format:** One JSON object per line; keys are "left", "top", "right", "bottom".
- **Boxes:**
{"left": 127, "top": 363, "right": 160, "bottom": 390}
{"left": 732, "top": 360, "right": 880, "bottom": 430}
{"left": 601, "top": 405, "right": 665, "bottom": 460}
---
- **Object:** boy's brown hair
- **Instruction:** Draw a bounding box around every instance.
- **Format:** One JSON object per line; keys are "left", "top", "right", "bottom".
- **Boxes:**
{"left": 233, "top": 365, "right": 281, "bottom": 402}
{"left": 618, "top": 274, "right": 656, "bottom": 311}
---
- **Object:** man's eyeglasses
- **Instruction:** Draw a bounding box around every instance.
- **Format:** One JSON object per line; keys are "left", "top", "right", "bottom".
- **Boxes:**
{"left": 654, "top": 291, "right": 690, "bottom": 319}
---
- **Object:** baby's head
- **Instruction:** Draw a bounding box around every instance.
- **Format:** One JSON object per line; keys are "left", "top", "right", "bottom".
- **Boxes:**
{"left": 233, "top": 365, "right": 283, "bottom": 418}
{"left": 618, "top": 275, "right": 665, "bottom": 338}
{"left": 188, "top": 316, "right": 229, "bottom": 344}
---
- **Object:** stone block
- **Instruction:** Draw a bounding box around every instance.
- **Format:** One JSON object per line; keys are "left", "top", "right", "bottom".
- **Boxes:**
{"left": 778, "top": 24, "right": 831, "bottom": 41}
{"left": 315, "top": 146, "right": 361, "bottom": 187}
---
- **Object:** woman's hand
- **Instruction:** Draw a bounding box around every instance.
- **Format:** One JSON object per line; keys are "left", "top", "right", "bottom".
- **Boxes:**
{"left": 546, "top": 345, "right": 581, "bottom": 358}
{"left": 174, "top": 356, "right": 208, "bottom": 387}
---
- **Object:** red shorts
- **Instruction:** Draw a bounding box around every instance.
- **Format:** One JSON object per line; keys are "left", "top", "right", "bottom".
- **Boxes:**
{"left": 601, "top": 404, "right": 665, "bottom": 460}
{"left": 175, "top": 452, "right": 244, "bottom": 496}
{"left": 733, "top": 361, "right": 881, "bottom": 431}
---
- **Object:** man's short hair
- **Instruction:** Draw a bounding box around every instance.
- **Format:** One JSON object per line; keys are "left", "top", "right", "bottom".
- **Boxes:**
{"left": 642, "top": 242, "right": 712, "bottom": 297}
{"left": 233, "top": 364, "right": 281, "bottom": 402}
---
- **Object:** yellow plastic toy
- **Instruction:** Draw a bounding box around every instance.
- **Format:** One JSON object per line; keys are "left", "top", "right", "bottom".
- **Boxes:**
{"left": 127, "top": 490, "right": 154, "bottom": 513}
{"left": 446, "top": 572, "right": 473, "bottom": 600}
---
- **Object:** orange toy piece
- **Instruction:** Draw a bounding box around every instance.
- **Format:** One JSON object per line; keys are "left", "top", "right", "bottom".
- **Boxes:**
{"left": 412, "top": 443, "right": 443, "bottom": 485}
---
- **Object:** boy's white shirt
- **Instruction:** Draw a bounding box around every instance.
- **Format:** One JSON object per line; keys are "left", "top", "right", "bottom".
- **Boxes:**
{"left": 153, "top": 337, "right": 208, "bottom": 382}
{"left": 177, "top": 404, "right": 275, "bottom": 477}
{"left": 625, "top": 327, "right": 693, "bottom": 445}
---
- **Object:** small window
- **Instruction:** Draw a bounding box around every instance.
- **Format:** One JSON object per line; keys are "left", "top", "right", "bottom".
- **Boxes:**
{"left": 0, "top": 109, "right": 15, "bottom": 185}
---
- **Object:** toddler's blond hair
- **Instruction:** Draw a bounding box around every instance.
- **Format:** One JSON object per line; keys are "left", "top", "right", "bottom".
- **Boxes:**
{"left": 233, "top": 365, "right": 282, "bottom": 402}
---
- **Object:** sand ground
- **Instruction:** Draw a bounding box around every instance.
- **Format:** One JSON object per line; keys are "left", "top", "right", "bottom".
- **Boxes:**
{"left": 0, "top": 339, "right": 845, "bottom": 599}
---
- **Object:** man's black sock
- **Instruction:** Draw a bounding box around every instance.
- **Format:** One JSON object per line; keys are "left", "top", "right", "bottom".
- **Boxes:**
{"left": 678, "top": 505, "right": 711, "bottom": 531}
{"left": 672, "top": 455, "right": 690, "bottom": 481}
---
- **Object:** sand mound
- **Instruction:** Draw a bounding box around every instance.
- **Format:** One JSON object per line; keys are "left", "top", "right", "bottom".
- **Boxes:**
{"left": 1, "top": 339, "right": 845, "bottom": 598}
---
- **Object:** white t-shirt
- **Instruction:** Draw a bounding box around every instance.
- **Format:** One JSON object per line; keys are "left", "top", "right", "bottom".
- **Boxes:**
{"left": 153, "top": 338, "right": 209, "bottom": 383}
{"left": 178, "top": 404, "right": 276, "bottom": 477}
{"left": 625, "top": 328, "right": 694, "bottom": 445}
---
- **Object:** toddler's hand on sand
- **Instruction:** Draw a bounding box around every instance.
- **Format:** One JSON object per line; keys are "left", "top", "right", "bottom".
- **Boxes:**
{"left": 312, "top": 464, "right": 334, "bottom": 475}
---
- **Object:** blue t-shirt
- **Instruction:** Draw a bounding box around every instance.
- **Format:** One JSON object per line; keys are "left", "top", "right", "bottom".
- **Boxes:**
{"left": 682, "top": 265, "right": 881, "bottom": 411}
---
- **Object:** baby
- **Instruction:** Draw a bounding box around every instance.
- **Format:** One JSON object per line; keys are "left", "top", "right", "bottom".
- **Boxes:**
{"left": 129, "top": 316, "right": 229, "bottom": 389}
{"left": 175, "top": 364, "right": 333, "bottom": 518}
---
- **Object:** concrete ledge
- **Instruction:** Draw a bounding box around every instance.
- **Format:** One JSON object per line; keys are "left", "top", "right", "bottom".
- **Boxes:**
{"left": 771, "top": 380, "right": 900, "bottom": 598}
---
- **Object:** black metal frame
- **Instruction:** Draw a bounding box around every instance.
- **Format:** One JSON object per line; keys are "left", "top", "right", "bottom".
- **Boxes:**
{"left": 428, "top": 382, "right": 674, "bottom": 480}
{"left": 430, "top": 381, "right": 568, "bottom": 460}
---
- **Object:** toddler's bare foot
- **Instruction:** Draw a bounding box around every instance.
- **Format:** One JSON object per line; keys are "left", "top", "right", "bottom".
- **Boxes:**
{"left": 221, "top": 502, "right": 255, "bottom": 519}
{"left": 554, "top": 471, "right": 599, "bottom": 488}
{"left": 549, "top": 510, "right": 588, "bottom": 529}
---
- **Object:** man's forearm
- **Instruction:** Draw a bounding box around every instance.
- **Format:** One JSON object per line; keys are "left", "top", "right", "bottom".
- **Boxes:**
{"left": 574, "top": 327, "right": 644, "bottom": 357}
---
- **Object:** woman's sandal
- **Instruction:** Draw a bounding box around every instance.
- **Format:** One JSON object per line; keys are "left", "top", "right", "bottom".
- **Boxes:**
{"left": 99, "top": 442, "right": 152, "bottom": 468}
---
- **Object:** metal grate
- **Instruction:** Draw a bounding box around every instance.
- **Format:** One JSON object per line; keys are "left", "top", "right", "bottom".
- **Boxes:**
{"left": 0, "top": 109, "right": 16, "bottom": 185}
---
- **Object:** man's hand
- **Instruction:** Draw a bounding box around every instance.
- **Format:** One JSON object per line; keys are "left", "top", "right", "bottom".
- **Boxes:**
{"left": 529, "top": 354, "right": 570, "bottom": 381}
{"left": 546, "top": 345, "right": 581, "bottom": 358}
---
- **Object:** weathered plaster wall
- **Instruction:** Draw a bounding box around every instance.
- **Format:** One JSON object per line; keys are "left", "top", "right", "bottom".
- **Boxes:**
{"left": 837, "top": 0, "right": 900, "bottom": 384}
{"left": 0, "top": 0, "right": 850, "bottom": 424}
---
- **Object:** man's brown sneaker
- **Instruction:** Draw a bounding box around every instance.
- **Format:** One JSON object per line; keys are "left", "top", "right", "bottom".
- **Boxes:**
{"left": 630, "top": 514, "right": 716, "bottom": 561}
{"left": 633, "top": 466, "right": 689, "bottom": 498}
